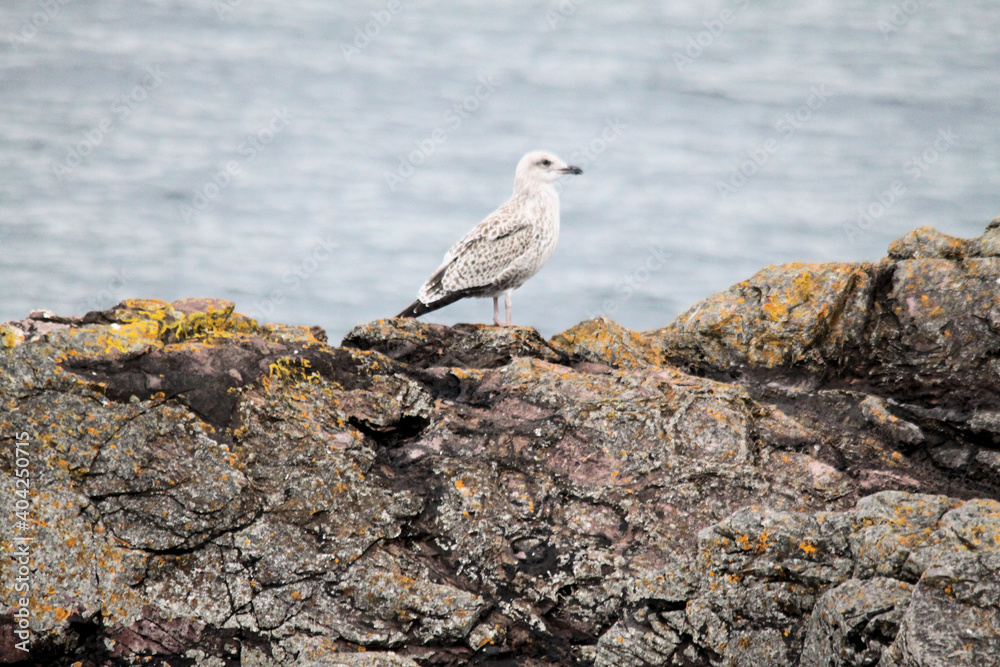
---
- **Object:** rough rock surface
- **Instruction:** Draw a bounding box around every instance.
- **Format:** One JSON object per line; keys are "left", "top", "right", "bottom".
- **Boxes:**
{"left": 1, "top": 222, "right": 999, "bottom": 666}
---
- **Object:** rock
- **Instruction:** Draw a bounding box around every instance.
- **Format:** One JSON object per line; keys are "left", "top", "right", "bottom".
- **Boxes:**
{"left": 801, "top": 577, "right": 913, "bottom": 667}
{"left": 595, "top": 492, "right": 1000, "bottom": 667}
{"left": 549, "top": 317, "right": 663, "bottom": 370}
{"left": 653, "top": 222, "right": 1000, "bottom": 417}
{"left": 2, "top": 221, "right": 1000, "bottom": 665}
{"left": 343, "top": 318, "right": 566, "bottom": 369}
{"left": 879, "top": 499, "right": 1000, "bottom": 666}
{"left": 859, "top": 395, "right": 924, "bottom": 446}
{"left": 928, "top": 443, "right": 974, "bottom": 470}
{"left": 329, "top": 655, "right": 421, "bottom": 667}
{"left": 651, "top": 219, "right": 1000, "bottom": 499}
{"left": 336, "top": 548, "right": 487, "bottom": 644}
{"left": 887, "top": 226, "right": 968, "bottom": 259}
{"left": 977, "top": 448, "right": 1000, "bottom": 473}
{"left": 967, "top": 225, "right": 1000, "bottom": 257}
{"left": 971, "top": 410, "right": 1000, "bottom": 435}
{"left": 653, "top": 261, "right": 875, "bottom": 371}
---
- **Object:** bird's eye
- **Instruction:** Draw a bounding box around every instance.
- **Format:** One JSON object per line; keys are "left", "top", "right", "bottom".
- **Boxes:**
{"left": 540, "top": 159, "right": 551, "bottom": 167}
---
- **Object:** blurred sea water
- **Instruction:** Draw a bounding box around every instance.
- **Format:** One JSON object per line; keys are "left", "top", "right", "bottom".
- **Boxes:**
{"left": 1, "top": 0, "right": 998, "bottom": 341}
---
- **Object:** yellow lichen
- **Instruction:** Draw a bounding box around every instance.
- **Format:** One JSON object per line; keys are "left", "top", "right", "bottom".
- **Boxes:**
{"left": 1, "top": 324, "right": 25, "bottom": 349}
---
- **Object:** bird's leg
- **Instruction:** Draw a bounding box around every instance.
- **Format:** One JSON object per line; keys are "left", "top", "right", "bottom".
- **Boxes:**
{"left": 505, "top": 291, "right": 512, "bottom": 326}
{"left": 493, "top": 296, "right": 503, "bottom": 326}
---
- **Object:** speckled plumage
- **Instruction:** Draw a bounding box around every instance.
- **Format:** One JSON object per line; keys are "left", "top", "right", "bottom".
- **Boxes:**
{"left": 397, "top": 151, "right": 582, "bottom": 326}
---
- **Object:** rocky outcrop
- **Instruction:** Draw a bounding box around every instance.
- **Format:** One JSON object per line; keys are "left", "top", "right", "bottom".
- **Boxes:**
{"left": 1, "top": 222, "right": 999, "bottom": 666}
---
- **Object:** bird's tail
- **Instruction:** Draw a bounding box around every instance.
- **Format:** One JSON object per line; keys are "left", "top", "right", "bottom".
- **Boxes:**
{"left": 395, "top": 291, "right": 476, "bottom": 319}
{"left": 396, "top": 299, "right": 433, "bottom": 319}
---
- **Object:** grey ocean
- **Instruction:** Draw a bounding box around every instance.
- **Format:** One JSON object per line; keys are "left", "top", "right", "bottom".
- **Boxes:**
{"left": 1, "top": 1, "right": 998, "bottom": 341}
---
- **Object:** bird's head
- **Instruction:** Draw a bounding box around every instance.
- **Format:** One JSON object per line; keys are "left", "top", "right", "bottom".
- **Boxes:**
{"left": 514, "top": 151, "right": 582, "bottom": 192}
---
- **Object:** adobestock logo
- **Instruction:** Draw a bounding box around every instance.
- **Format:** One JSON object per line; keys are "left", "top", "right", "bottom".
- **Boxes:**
{"left": 384, "top": 74, "right": 500, "bottom": 191}
{"left": 49, "top": 66, "right": 167, "bottom": 183}
{"left": 6, "top": 0, "right": 75, "bottom": 51}
{"left": 544, "top": 0, "right": 582, "bottom": 31}
{"left": 253, "top": 235, "right": 339, "bottom": 319}
{"left": 589, "top": 245, "right": 671, "bottom": 319}
{"left": 716, "top": 84, "right": 832, "bottom": 200}
{"left": 178, "top": 108, "right": 293, "bottom": 223}
{"left": 843, "top": 127, "right": 957, "bottom": 243}
{"left": 340, "top": 0, "right": 403, "bottom": 61}
{"left": 673, "top": 0, "right": 752, "bottom": 72}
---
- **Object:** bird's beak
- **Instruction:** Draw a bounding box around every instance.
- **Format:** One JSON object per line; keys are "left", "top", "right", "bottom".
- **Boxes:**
{"left": 560, "top": 165, "right": 583, "bottom": 175}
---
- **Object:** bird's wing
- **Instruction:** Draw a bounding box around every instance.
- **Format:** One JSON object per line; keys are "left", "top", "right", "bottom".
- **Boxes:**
{"left": 418, "top": 200, "right": 533, "bottom": 302}
{"left": 441, "top": 198, "right": 528, "bottom": 264}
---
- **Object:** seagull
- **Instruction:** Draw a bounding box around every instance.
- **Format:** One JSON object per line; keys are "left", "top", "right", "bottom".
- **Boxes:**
{"left": 396, "top": 150, "right": 582, "bottom": 326}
